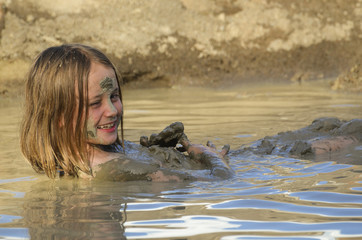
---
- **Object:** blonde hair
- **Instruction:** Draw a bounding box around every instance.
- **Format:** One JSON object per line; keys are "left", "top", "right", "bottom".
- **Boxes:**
{"left": 20, "top": 44, "right": 124, "bottom": 178}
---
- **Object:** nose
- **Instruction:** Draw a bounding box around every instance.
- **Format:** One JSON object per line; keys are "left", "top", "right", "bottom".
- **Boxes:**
{"left": 104, "top": 99, "right": 118, "bottom": 118}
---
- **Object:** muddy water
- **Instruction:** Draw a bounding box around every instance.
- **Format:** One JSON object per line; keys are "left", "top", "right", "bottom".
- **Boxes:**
{"left": 0, "top": 82, "right": 362, "bottom": 239}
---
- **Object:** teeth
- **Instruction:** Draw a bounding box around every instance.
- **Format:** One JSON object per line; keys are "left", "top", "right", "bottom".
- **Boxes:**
{"left": 97, "top": 123, "right": 114, "bottom": 129}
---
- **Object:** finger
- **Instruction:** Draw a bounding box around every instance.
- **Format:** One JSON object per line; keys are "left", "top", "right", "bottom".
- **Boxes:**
{"left": 140, "top": 136, "right": 149, "bottom": 147}
{"left": 220, "top": 144, "right": 230, "bottom": 156}
{"left": 179, "top": 133, "right": 191, "bottom": 150}
{"left": 176, "top": 146, "right": 187, "bottom": 152}
{"left": 206, "top": 140, "right": 216, "bottom": 150}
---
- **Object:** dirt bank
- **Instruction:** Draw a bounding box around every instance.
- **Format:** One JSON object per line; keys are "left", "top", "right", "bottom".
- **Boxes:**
{"left": 0, "top": 0, "right": 361, "bottom": 94}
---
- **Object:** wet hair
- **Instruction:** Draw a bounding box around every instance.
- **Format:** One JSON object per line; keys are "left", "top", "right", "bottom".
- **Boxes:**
{"left": 20, "top": 44, "right": 124, "bottom": 178}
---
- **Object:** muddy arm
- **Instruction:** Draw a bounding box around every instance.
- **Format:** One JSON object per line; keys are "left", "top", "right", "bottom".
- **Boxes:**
{"left": 310, "top": 135, "right": 358, "bottom": 155}
{"left": 92, "top": 155, "right": 200, "bottom": 182}
{"left": 179, "top": 134, "right": 234, "bottom": 180}
{"left": 93, "top": 148, "right": 233, "bottom": 182}
{"left": 140, "top": 122, "right": 234, "bottom": 180}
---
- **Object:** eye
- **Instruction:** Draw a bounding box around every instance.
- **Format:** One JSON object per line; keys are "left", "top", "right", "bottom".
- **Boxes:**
{"left": 111, "top": 92, "right": 120, "bottom": 102}
{"left": 89, "top": 101, "right": 101, "bottom": 107}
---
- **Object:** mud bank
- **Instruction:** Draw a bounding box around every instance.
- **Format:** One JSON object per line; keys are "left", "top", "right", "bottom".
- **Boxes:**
{"left": 0, "top": 0, "right": 362, "bottom": 94}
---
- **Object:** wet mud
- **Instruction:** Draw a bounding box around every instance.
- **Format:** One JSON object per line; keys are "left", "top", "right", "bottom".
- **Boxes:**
{"left": 138, "top": 122, "right": 211, "bottom": 171}
{"left": 139, "top": 118, "right": 362, "bottom": 166}
{"left": 94, "top": 140, "right": 203, "bottom": 182}
{"left": 99, "top": 77, "right": 115, "bottom": 93}
{"left": 138, "top": 121, "right": 228, "bottom": 172}
{"left": 233, "top": 117, "right": 362, "bottom": 164}
{"left": 140, "top": 121, "right": 184, "bottom": 148}
{"left": 95, "top": 122, "right": 232, "bottom": 181}
{"left": 96, "top": 118, "right": 361, "bottom": 182}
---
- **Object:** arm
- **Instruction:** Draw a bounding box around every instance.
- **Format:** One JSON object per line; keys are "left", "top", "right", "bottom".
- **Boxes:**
{"left": 179, "top": 134, "right": 234, "bottom": 180}
{"left": 140, "top": 122, "right": 234, "bottom": 180}
{"left": 310, "top": 135, "right": 358, "bottom": 155}
{"left": 92, "top": 155, "right": 198, "bottom": 182}
{"left": 93, "top": 142, "right": 234, "bottom": 182}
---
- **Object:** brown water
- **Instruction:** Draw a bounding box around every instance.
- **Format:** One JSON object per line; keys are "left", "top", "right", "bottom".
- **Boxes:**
{"left": 0, "top": 82, "right": 362, "bottom": 239}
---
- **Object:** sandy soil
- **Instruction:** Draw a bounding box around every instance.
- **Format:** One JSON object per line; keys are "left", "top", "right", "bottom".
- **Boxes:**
{"left": 0, "top": 0, "right": 361, "bottom": 95}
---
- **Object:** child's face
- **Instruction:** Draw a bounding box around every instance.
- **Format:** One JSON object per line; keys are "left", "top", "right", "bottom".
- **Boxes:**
{"left": 86, "top": 62, "right": 123, "bottom": 145}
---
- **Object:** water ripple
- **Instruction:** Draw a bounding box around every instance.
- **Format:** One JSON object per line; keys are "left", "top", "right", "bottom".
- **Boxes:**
{"left": 289, "top": 191, "right": 362, "bottom": 204}
{"left": 124, "top": 215, "right": 362, "bottom": 239}
{"left": 207, "top": 199, "right": 362, "bottom": 217}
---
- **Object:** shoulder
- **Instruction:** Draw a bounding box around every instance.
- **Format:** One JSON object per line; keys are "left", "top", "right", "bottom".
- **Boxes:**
{"left": 93, "top": 153, "right": 160, "bottom": 181}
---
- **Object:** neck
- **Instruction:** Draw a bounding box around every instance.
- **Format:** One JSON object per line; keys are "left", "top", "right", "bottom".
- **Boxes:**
{"left": 88, "top": 142, "right": 123, "bottom": 168}
{"left": 93, "top": 142, "right": 123, "bottom": 153}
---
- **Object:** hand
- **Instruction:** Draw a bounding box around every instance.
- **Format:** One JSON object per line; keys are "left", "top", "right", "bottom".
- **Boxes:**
{"left": 139, "top": 123, "right": 234, "bottom": 179}
{"left": 179, "top": 134, "right": 230, "bottom": 161}
{"left": 140, "top": 122, "right": 184, "bottom": 147}
{"left": 179, "top": 133, "right": 233, "bottom": 179}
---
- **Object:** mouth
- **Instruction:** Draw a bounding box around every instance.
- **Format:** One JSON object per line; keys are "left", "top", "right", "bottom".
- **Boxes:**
{"left": 97, "top": 121, "right": 117, "bottom": 130}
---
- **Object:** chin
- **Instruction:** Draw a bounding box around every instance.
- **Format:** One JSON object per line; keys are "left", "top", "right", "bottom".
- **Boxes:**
{"left": 101, "top": 137, "right": 118, "bottom": 145}
{"left": 88, "top": 135, "right": 118, "bottom": 146}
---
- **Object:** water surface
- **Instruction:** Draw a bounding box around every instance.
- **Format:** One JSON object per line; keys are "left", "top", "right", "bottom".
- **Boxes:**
{"left": 0, "top": 82, "right": 361, "bottom": 239}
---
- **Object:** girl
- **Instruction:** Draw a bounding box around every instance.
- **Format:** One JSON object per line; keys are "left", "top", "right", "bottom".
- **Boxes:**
{"left": 20, "top": 44, "right": 233, "bottom": 181}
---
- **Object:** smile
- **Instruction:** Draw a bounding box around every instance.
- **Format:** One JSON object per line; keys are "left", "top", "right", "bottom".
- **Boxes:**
{"left": 97, "top": 122, "right": 116, "bottom": 130}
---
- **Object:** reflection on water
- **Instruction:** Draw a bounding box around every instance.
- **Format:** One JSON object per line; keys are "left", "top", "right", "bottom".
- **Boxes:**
{"left": 0, "top": 82, "right": 362, "bottom": 239}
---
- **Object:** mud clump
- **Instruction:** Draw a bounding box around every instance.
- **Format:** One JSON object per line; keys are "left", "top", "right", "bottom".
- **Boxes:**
{"left": 139, "top": 122, "right": 200, "bottom": 169}
{"left": 140, "top": 122, "right": 184, "bottom": 148}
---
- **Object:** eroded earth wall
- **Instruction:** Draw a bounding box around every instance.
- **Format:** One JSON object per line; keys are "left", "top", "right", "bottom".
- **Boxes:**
{"left": 0, "top": 0, "right": 361, "bottom": 93}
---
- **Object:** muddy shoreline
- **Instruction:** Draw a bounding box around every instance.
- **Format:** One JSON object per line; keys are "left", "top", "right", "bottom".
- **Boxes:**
{"left": 0, "top": 0, "right": 361, "bottom": 94}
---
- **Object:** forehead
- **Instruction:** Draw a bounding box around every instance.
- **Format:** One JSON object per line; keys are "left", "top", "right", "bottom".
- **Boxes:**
{"left": 88, "top": 62, "right": 117, "bottom": 91}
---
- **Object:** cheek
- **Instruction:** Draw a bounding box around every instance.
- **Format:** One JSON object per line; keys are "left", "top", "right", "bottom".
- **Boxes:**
{"left": 86, "top": 116, "right": 97, "bottom": 138}
{"left": 115, "top": 101, "right": 123, "bottom": 115}
{"left": 86, "top": 109, "right": 100, "bottom": 139}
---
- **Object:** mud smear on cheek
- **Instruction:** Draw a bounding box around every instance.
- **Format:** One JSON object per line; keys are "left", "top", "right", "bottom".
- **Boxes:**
{"left": 87, "top": 118, "right": 97, "bottom": 139}
{"left": 87, "top": 130, "right": 96, "bottom": 138}
{"left": 86, "top": 77, "right": 118, "bottom": 142}
{"left": 103, "top": 77, "right": 120, "bottom": 126}
{"left": 100, "top": 77, "right": 115, "bottom": 93}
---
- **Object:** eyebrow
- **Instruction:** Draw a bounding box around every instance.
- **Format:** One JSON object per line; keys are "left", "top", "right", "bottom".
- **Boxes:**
{"left": 89, "top": 94, "right": 102, "bottom": 101}
{"left": 89, "top": 87, "right": 119, "bottom": 101}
